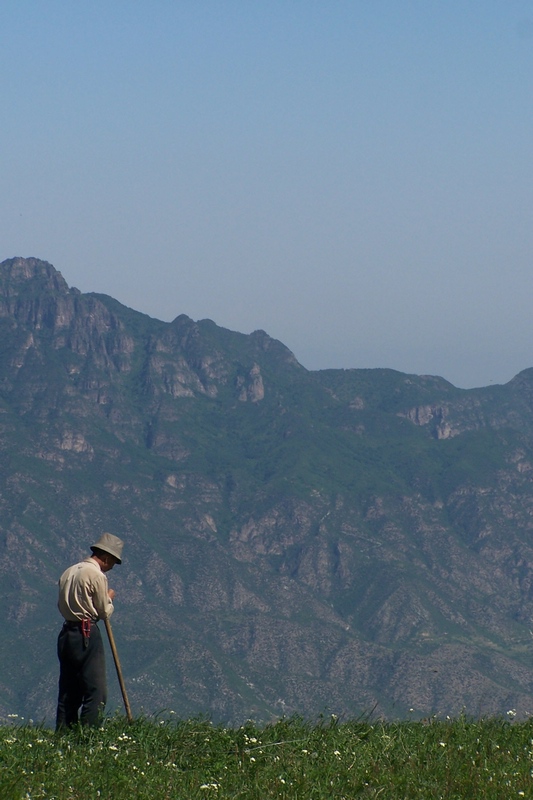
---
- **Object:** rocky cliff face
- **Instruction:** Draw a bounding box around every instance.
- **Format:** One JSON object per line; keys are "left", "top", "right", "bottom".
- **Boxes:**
{"left": 2, "top": 257, "right": 533, "bottom": 725}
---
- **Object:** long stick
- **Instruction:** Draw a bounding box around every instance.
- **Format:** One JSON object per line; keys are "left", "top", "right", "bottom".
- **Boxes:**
{"left": 104, "top": 617, "right": 133, "bottom": 723}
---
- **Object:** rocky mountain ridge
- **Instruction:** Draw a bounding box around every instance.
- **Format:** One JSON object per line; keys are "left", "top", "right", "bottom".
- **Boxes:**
{"left": 2, "top": 257, "right": 533, "bottom": 724}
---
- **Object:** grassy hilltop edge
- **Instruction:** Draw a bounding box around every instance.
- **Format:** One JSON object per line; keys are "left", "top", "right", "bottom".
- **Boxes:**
{"left": 2, "top": 714, "right": 533, "bottom": 799}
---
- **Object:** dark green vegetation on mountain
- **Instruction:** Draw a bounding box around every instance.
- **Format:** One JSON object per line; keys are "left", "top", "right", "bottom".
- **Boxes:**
{"left": 2, "top": 257, "right": 533, "bottom": 725}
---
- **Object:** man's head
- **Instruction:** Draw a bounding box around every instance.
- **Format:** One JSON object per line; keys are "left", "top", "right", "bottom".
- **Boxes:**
{"left": 90, "top": 532, "right": 124, "bottom": 571}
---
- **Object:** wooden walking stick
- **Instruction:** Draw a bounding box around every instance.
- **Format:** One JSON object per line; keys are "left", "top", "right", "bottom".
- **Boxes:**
{"left": 104, "top": 617, "right": 133, "bottom": 723}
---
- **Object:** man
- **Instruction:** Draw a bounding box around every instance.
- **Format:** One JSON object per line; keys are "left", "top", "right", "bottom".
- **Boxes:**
{"left": 55, "top": 532, "right": 124, "bottom": 730}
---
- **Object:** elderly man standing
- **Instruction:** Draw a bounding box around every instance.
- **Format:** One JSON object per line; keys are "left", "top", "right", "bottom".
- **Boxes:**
{"left": 55, "top": 533, "right": 124, "bottom": 730}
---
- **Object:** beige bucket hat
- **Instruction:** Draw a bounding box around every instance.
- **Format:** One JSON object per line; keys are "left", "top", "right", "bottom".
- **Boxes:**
{"left": 91, "top": 532, "right": 124, "bottom": 564}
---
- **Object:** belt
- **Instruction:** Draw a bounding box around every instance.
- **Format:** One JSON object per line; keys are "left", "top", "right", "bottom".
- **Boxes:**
{"left": 63, "top": 619, "right": 97, "bottom": 629}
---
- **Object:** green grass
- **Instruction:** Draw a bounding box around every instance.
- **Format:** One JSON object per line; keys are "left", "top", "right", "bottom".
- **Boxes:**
{"left": 2, "top": 713, "right": 533, "bottom": 799}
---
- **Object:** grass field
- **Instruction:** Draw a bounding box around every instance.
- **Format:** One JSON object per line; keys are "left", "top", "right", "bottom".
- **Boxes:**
{"left": 1, "top": 712, "right": 533, "bottom": 799}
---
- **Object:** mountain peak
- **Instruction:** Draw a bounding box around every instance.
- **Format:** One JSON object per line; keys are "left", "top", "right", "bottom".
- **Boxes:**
{"left": 0, "top": 257, "right": 70, "bottom": 294}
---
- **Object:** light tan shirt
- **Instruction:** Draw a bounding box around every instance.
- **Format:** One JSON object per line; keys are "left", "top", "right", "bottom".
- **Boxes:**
{"left": 58, "top": 557, "right": 114, "bottom": 622}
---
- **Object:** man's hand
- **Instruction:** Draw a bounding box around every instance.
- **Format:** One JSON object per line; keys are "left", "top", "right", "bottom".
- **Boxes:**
{"left": 108, "top": 589, "right": 116, "bottom": 601}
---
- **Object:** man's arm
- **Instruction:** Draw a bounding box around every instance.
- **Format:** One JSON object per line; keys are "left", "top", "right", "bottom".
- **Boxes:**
{"left": 92, "top": 572, "right": 115, "bottom": 620}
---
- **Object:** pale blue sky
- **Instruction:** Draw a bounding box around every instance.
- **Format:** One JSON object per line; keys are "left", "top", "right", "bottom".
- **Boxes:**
{"left": 2, "top": 1, "right": 533, "bottom": 388}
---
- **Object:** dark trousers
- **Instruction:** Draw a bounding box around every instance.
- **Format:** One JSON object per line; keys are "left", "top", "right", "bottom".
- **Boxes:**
{"left": 56, "top": 621, "right": 107, "bottom": 730}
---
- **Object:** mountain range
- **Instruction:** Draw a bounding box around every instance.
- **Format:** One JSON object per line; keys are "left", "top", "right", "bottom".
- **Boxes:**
{"left": 2, "top": 256, "right": 533, "bottom": 724}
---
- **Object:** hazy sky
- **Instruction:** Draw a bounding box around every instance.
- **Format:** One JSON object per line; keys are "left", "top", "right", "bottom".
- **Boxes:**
{"left": 2, "top": 2, "right": 533, "bottom": 388}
